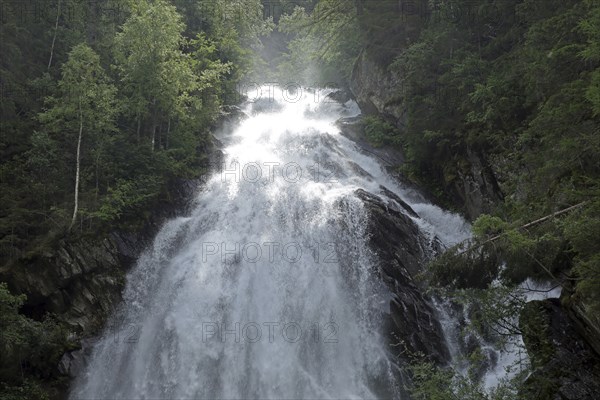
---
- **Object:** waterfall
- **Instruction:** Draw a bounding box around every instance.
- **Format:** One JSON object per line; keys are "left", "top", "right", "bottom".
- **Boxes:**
{"left": 70, "top": 87, "right": 472, "bottom": 399}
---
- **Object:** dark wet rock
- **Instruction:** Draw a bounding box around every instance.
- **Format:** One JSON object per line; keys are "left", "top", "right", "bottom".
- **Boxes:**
{"left": 347, "top": 160, "right": 373, "bottom": 179}
{"left": 520, "top": 299, "right": 600, "bottom": 400}
{"left": 217, "top": 105, "right": 248, "bottom": 128}
{"left": 450, "top": 148, "right": 504, "bottom": 220}
{"left": 379, "top": 186, "right": 419, "bottom": 219}
{"left": 567, "top": 299, "right": 600, "bottom": 359}
{"left": 325, "top": 89, "right": 353, "bottom": 104}
{"left": 59, "top": 338, "right": 98, "bottom": 378}
{"left": 337, "top": 115, "right": 442, "bottom": 209}
{"left": 352, "top": 189, "right": 450, "bottom": 364}
{"left": 1, "top": 237, "right": 124, "bottom": 334}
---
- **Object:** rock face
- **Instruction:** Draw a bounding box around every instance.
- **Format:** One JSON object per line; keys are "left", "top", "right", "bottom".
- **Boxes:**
{"left": 1, "top": 236, "right": 127, "bottom": 334}
{"left": 520, "top": 298, "right": 600, "bottom": 400}
{"left": 353, "top": 188, "right": 450, "bottom": 365}
{"left": 350, "top": 49, "right": 407, "bottom": 123}
{"left": 58, "top": 338, "right": 97, "bottom": 378}
{"left": 334, "top": 114, "right": 450, "bottom": 364}
{"left": 449, "top": 148, "right": 503, "bottom": 220}
{"left": 349, "top": 47, "right": 503, "bottom": 220}
{"left": 337, "top": 116, "right": 441, "bottom": 209}
{"left": 0, "top": 177, "right": 201, "bottom": 337}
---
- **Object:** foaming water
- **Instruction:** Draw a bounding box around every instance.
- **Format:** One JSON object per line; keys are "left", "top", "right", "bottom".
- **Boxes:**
{"left": 481, "top": 279, "right": 562, "bottom": 389}
{"left": 70, "top": 87, "right": 470, "bottom": 399}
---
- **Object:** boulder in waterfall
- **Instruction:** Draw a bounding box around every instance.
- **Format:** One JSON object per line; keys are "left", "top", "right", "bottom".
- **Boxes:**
{"left": 351, "top": 189, "right": 450, "bottom": 364}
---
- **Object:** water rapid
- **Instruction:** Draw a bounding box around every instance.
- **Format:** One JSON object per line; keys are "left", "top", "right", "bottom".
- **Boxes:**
{"left": 70, "top": 87, "right": 471, "bottom": 399}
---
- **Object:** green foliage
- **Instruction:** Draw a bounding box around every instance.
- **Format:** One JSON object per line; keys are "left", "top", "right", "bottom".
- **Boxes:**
{"left": 472, "top": 215, "right": 508, "bottom": 238}
{"left": 409, "top": 359, "right": 519, "bottom": 400}
{"left": 41, "top": 43, "right": 117, "bottom": 133}
{"left": 409, "top": 361, "right": 462, "bottom": 400}
{"left": 362, "top": 116, "right": 400, "bottom": 148}
{"left": 94, "top": 176, "right": 162, "bottom": 225}
{"left": 456, "top": 287, "right": 528, "bottom": 345}
{"left": 177, "top": 0, "right": 273, "bottom": 85}
{"left": 379, "top": 0, "right": 600, "bottom": 321}
{"left": 0, "top": 380, "right": 52, "bottom": 400}
{"left": 39, "top": 42, "right": 119, "bottom": 225}
{"left": 562, "top": 199, "right": 600, "bottom": 312}
{"left": 113, "top": 0, "right": 191, "bottom": 140}
{"left": 427, "top": 242, "right": 501, "bottom": 289}
{"left": 0, "top": 0, "right": 262, "bottom": 263}
{"left": 278, "top": 0, "right": 363, "bottom": 84}
{"left": 0, "top": 283, "right": 67, "bottom": 397}
{"left": 519, "top": 301, "right": 554, "bottom": 369}
{"left": 429, "top": 214, "right": 571, "bottom": 290}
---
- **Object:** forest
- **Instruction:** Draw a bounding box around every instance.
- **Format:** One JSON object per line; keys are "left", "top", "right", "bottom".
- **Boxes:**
{"left": 1, "top": 0, "right": 272, "bottom": 397}
{"left": 1, "top": 0, "right": 599, "bottom": 399}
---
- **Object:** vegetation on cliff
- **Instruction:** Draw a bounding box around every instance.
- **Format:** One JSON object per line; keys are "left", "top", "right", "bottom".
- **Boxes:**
{"left": 391, "top": 0, "right": 600, "bottom": 343}
{"left": 0, "top": 0, "right": 271, "bottom": 396}
{"left": 1, "top": 0, "right": 271, "bottom": 262}
{"left": 0, "top": 283, "right": 68, "bottom": 399}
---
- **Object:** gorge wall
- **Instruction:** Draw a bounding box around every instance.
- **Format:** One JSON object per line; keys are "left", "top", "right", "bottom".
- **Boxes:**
{"left": 347, "top": 2, "right": 600, "bottom": 397}
{"left": 350, "top": 46, "right": 502, "bottom": 220}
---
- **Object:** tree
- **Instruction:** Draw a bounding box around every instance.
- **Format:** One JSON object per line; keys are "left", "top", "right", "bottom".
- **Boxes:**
{"left": 167, "top": 0, "right": 274, "bottom": 100}
{"left": 39, "top": 43, "right": 117, "bottom": 231}
{"left": 278, "top": 0, "right": 362, "bottom": 84}
{"left": 113, "top": 0, "right": 196, "bottom": 149}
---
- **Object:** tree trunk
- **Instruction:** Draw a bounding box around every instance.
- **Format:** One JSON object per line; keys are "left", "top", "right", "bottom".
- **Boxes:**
{"left": 354, "top": 0, "right": 363, "bottom": 16}
{"left": 151, "top": 125, "right": 156, "bottom": 151}
{"left": 157, "top": 122, "right": 162, "bottom": 150}
{"left": 458, "top": 201, "right": 589, "bottom": 255}
{"left": 166, "top": 118, "right": 170, "bottom": 150}
{"left": 48, "top": 0, "right": 62, "bottom": 71}
{"left": 95, "top": 149, "right": 101, "bottom": 201}
{"left": 69, "top": 99, "right": 83, "bottom": 231}
{"left": 151, "top": 102, "right": 157, "bottom": 151}
{"left": 136, "top": 113, "right": 141, "bottom": 143}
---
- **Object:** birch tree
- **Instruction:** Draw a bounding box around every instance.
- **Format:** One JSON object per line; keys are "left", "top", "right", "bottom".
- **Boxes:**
{"left": 39, "top": 43, "right": 116, "bottom": 231}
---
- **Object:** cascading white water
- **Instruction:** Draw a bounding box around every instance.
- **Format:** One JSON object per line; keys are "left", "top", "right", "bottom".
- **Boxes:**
{"left": 480, "top": 279, "right": 562, "bottom": 389}
{"left": 70, "top": 86, "right": 471, "bottom": 400}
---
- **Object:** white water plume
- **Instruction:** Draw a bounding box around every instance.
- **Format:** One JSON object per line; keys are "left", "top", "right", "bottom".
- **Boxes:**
{"left": 70, "top": 86, "right": 472, "bottom": 399}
